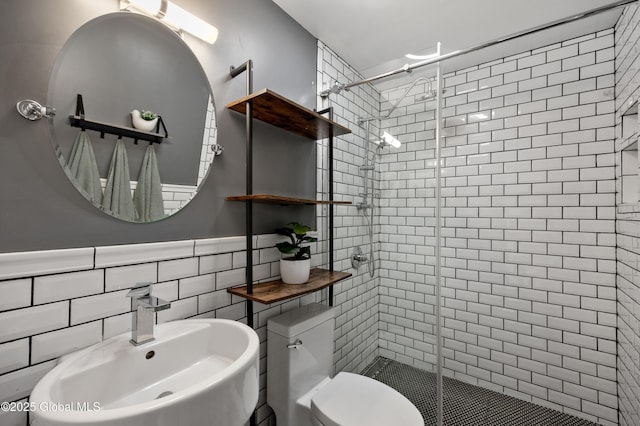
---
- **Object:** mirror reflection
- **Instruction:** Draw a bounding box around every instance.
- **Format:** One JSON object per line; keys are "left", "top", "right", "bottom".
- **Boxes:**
{"left": 48, "top": 12, "right": 218, "bottom": 222}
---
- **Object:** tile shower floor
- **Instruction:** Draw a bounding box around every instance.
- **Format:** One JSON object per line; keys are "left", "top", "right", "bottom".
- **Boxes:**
{"left": 361, "top": 357, "right": 599, "bottom": 426}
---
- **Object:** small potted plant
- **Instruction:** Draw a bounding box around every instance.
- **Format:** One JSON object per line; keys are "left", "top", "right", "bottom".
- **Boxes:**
{"left": 130, "top": 109, "right": 159, "bottom": 132}
{"left": 276, "top": 222, "right": 317, "bottom": 284}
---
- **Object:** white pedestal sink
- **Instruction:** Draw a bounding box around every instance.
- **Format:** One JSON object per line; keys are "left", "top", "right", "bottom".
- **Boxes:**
{"left": 30, "top": 319, "right": 259, "bottom": 426}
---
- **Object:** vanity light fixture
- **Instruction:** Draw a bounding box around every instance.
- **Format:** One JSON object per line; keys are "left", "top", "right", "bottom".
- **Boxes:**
{"left": 120, "top": 0, "right": 218, "bottom": 44}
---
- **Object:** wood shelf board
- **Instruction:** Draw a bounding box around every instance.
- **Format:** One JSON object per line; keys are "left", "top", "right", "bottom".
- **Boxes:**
{"left": 226, "top": 194, "right": 351, "bottom": 205}
{"left": 226, "top": 89, "right": 351, "bottom": 139}
{"left": 227, "top": 268, "right": 351, "bottom": 304}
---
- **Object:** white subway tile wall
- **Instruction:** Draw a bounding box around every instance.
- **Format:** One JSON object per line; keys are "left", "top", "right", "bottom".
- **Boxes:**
{"left": 377, "top": 29, "right": 617, "bottom": 425}
{"left": 317, "top": 40, "right": 381, "bottom": 374}
{"left": 615, "top": 4, "right": 640, "bottom": 426}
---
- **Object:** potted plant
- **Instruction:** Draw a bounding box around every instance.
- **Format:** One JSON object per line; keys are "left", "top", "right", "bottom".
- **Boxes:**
{"left": 130, "top": 109, "right": 159, "bottom": 132}
{"left": 276, "top": 222, "right": 317, "bottom": 284}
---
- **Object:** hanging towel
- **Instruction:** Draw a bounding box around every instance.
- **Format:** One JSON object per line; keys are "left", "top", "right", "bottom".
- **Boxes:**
{"left": 102, "top": 139, "right": 137, "bottom": 221}
{"left": 133, "top": 144, "right": 165, "bottom": 222}
{"left": 66, "top": 131, "right": 103, "bottom": 207}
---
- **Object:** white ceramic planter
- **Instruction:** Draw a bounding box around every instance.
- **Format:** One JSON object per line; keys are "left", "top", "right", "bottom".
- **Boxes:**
{"left": 131, "top": 110, "right": 159, "bottom": 132}
{"left": 280, "top": 258, "right": 311, "bottom": 284}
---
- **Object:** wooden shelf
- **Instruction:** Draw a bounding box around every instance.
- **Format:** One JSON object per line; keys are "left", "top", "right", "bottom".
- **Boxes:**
{"left": 227, "top": 268, "right": 352, "bottom": 304}
{"left": 226, "top": 194, "right": 352, "bottom": 205}
{"left": 226, "top": 89, "right": 351, "bottom": 139}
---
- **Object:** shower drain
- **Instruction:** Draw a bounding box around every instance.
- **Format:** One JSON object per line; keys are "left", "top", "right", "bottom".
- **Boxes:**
{"left": 156, "top": 391, "right": 173, "bottom": 399}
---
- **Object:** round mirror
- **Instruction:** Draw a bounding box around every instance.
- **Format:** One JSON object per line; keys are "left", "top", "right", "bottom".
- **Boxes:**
{"left": 48, "top": 12, "right": 218, "bottom": 222}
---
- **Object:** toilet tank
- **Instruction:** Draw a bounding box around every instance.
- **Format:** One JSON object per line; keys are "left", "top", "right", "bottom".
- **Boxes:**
{"left": 267, "top": 303, "right": 335, "bottom": 426}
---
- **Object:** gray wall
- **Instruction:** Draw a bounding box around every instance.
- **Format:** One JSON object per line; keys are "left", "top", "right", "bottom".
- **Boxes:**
{"left": 0, "top": 0, "right": 317, "bottom": 253}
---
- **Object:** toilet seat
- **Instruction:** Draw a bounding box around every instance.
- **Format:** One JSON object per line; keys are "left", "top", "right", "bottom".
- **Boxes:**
{"left": 310, "top": 372, "right": 423, "bottom": 426}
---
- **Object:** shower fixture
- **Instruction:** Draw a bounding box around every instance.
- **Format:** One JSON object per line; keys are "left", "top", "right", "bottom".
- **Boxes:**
{"left": 359, "top": 77, "right": 434, "bottom": 125}
{"left": 416, "top": 91, "right": 439, "bottom": 102}
{"left": 357, "top": 132, "right": 398, "bottom": 211}
{"left": 351, "top": 246, "right": 368, "bottom": 270}
{"left": 325, "top": 82, "right": 347, "bottom": 95}
{"left": 353, "top": 75, "right": 436, "bottom": 278}
{"left": 356, "top": 124, "right": 403, "bottom": 277}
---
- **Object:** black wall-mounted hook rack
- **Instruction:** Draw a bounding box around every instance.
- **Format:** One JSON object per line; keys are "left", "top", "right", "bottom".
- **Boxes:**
{"left": 69, "top": 94, "right": 169, "bottom": 145}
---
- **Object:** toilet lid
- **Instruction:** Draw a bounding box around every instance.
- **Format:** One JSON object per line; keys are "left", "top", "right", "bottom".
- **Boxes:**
{"left": 310, "top": 372, "right": 423, "bottom": 426}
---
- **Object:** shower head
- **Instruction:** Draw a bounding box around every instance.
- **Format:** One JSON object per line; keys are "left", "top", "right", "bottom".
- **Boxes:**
{"left": 417, "top": 92, "right": 436, "bottom": 102}
{"left": 373, "top": 131, "right": 401, "bottom": 149}
{"left": 417, "top": 87, "right": 446, "bottom": 102}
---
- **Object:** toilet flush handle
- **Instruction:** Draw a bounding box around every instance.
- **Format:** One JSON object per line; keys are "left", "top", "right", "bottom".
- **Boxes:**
{"left": 287, "top": 339, "right": 303, "bottom": 350}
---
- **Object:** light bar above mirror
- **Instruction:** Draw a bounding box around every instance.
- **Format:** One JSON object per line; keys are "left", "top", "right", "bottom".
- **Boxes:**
{"left": 120, "top": 0, "right": 218, "bottom": 44}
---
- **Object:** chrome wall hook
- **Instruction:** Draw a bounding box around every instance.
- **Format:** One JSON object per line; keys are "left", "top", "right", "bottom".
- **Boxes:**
{"left": 211, "top": 144, "right": 224, "bottom": 156}
{"left": 16, "top": 100, "right": 56, "bottom": 121}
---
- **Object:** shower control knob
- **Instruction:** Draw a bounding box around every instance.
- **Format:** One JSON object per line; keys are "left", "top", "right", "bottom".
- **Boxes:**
{"left": 351, "top": 246, "right": 368, "bottom": 270}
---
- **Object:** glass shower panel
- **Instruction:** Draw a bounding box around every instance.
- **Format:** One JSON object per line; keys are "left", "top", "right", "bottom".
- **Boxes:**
{"left": 324, "top": 42, "right": 444, "bottom": 424}
{"left": 374, "top": 59, "right": 444, "bottom": 425}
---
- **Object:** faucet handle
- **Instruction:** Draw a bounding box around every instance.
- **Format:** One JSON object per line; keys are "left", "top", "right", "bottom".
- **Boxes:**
{"left": 126, "top": 282, "right": 152, "bottom": 298}
{"left": 138, "top": 296, "right": 171, "bottom": 311}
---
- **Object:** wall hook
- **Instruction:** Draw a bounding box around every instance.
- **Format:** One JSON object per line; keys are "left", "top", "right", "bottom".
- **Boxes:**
{"left": 211, "top": 144, "right": 224, "bottom": 156}
{"left": 16, "top": 100, "right": 56, "bottom": 121}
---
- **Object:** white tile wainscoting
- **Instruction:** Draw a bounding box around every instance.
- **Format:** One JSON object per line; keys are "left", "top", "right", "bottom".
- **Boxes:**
{"left": 0, "top": 236, "right": 329, "bottom": 426}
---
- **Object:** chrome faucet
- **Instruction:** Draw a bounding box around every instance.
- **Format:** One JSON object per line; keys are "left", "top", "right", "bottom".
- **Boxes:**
{"left": 126, "top": 283, "right": 171, "bottom": 346}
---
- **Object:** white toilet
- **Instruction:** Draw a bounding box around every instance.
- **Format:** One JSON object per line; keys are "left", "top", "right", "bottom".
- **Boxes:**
{"left": 267, "top": 303, "right": 424, "bottom": 426}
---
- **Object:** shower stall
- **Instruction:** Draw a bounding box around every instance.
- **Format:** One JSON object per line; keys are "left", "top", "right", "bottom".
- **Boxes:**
{"left": 317, "top": 1, "right": 632, "bottom": 424}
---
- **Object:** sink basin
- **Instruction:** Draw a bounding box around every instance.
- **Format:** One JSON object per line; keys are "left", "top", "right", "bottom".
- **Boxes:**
{"left": 30, "top": 319, "right": 259, "bottom": 426}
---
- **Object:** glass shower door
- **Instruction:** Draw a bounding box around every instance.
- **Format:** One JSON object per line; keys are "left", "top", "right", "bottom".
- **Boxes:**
{"left": 374, "top": 43, "right": 444, "bottom": 426}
